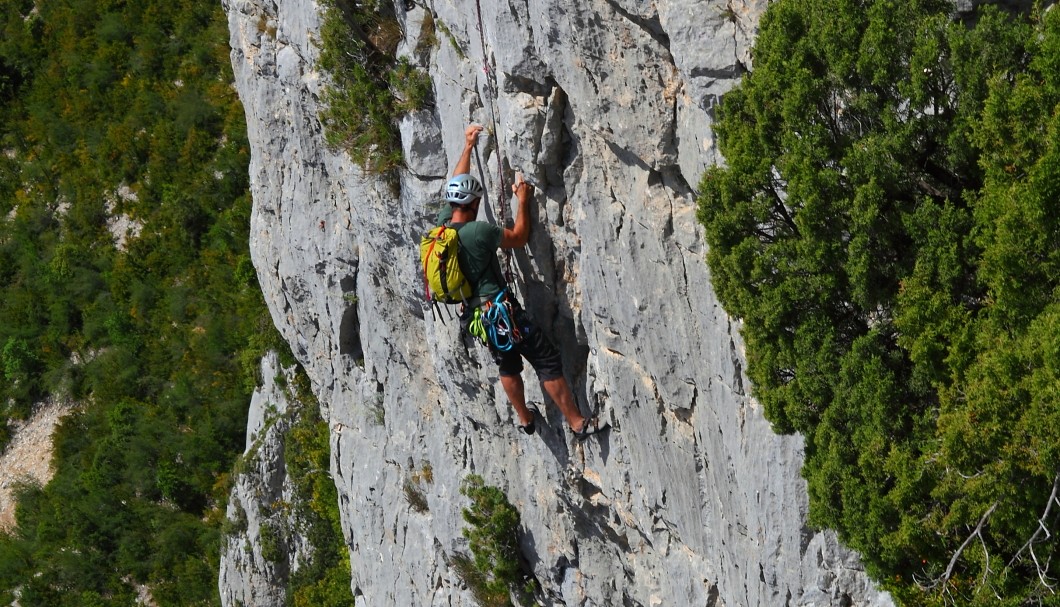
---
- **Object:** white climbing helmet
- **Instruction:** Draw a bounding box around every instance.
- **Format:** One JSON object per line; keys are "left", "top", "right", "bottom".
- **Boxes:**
{"left": 445, "top": 174, "right": 484, "bottom": 205}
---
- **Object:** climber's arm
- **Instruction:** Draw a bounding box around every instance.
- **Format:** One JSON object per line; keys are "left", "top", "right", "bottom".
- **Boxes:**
{"left": 453, "top": 124, "right": 483, "bottom": 177}
{"left": 501, "top": 175, "right": 531, "bottom": 249}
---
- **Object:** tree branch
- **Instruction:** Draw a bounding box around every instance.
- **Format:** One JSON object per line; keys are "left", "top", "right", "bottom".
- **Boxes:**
{"left": 765, "top": 186, "right": 799, "bottom": 239}
{"left": 920, "top": 501, "right": 998, "bottom": 591}
{"left": 1007, "top": 473, "right": 1060, "bottom": 593}
{"left": 1009, "top": 473, "right": 1060, "bottom": 568}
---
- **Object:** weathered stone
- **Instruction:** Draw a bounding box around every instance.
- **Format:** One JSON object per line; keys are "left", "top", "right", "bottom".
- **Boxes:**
{"left": 219, "top": 353, "right": 311, "bottom": 607}
{"left": 220, "top": 0, "right": 895, "bottom": 605}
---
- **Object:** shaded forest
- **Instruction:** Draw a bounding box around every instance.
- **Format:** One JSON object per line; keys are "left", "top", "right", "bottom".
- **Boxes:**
{"left": 0, "top": 0, "right": 285, "bottom": 604}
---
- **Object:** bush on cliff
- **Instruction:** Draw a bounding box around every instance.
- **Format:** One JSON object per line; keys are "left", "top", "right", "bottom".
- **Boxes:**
{"left": 316, "top": 0, "right": 433, "bottom": 176}
{"left": 457, "top": 475, "right": 537, "bottom": 607}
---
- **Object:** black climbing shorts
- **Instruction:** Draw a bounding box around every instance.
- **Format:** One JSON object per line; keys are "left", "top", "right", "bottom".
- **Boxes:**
{"left": 489, "top": 304, "right": 564, "bottom": 381}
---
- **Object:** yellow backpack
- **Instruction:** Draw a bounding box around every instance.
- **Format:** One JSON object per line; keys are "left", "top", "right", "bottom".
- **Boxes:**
{"left": 420, "top": 224, "right": 473, "bottom": 304}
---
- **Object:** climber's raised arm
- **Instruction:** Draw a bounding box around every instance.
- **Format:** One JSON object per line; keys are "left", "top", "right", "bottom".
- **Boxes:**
{"left": 500, "top": 173, "right": 531, "bottom": 249}
{"left": 452, "top": 124, "right": 483, "bottom": 177}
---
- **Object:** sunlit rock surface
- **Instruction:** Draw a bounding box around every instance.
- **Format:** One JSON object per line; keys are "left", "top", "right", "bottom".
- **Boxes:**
{"left": 219, "top": 0, "right": 894, "bottom": 605}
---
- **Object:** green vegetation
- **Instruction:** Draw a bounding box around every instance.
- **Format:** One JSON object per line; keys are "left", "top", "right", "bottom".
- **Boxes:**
{"left": 457, "top": 475, "right": 537, "bottom": 607}
{"left": 698, "top": 0, "right": 1060, "bottom": 603}
{"left": 218, "top": 370, "right": 352, "bottom": 607}
{"left": 316, "top": 0, "right": 433, "bottom": 176}
{"left": 403, "top": 460, "right": 433, "bottom": 514}
{"left": 432, "top": 16, "right": 466, "bottom": 60}
{"left": 284, "top": 377, "right": 354, "bottom": 607}
{"left": 0, "top": 0, "right": 292, "bottom": 604}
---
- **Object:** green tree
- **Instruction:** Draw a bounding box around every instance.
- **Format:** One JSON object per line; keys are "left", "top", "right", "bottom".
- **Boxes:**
{"left": 316, "top": 0, "right": 433, "bottom": 175}
{"left": 457, "top": 475, "right": 536, "bottom": 607}
{"left": 285, "top": 383, "right": 355, "bottom": 607}
{"left": 699, "top": 1, "right": 1060, "bottom": 602}
{"left": 0, "top": 0, "right": 288, "bottom": 604}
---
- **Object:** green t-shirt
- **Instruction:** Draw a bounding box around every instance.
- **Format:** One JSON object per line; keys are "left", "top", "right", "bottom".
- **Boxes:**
{"left": 437, "top": 206, "right": 506, "bottom": 305}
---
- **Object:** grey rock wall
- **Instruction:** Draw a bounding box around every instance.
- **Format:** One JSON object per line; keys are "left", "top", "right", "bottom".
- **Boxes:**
{"left": 220, "top": 0, "right": 895, "bottom": 605}
{"left": 219, "top": 353, "right": 312, "bottom": 607}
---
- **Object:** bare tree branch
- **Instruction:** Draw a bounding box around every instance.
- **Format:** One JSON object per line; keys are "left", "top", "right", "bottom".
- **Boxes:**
{"left": 977, "top": 530, "right": 993, "bottom": 594}
{"left": 919, "top": 501, "right": 998, "bottom": 592}
{"left": 1028, "top": 542, "right": 1056, "bottom": 593}
{"left": 1010, "top": 474, "right": 1060, "bottom": 568}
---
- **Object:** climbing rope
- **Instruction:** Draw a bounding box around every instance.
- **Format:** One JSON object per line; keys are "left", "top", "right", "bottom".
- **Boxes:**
{"left": 481, "top": 290, "right": 522, "bottom": 351}
{"left": 472, "top": 0, "right": 516, "bottom": 288}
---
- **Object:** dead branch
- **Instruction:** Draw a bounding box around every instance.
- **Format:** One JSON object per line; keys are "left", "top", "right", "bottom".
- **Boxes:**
{"left": 1003, "top": 473, "right": 1060, "bottom": 595}
{"left": 919, "top": 501, "right": 999, "bottom": 591}
{"left": 1010, "top": 474, "right": 1060, "bottom": 568}
{"left": 979, "top": 531, "right": 990, "bottom": 584}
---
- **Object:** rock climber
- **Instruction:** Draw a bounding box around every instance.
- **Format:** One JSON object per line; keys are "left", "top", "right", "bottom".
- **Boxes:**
{"left": 439, "top": 124, "right": 608, "bottom": 441}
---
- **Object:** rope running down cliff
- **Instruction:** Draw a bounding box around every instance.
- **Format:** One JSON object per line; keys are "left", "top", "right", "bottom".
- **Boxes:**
{"left": 472, "top": 0, "right": 516, "bottom": 288}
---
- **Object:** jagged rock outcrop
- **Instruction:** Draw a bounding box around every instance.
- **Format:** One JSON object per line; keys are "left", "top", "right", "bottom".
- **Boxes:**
{"left": 219, "top": 353, "right": 312, "bottom": 607}
{"left": 220, "top": 0, "right": 895, "bottom": 605}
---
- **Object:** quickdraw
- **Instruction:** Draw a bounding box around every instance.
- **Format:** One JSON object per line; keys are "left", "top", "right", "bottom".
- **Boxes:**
{"left": 467, "top": 307, "right": 489, "bottom": 343}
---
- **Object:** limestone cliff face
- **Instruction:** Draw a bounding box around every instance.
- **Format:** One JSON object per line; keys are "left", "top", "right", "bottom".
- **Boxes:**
{"left": 219, "top": 0, "right": 894, "bottom": 605}
{"left": 219, "top": 354, "right": 297, "bottom": 607}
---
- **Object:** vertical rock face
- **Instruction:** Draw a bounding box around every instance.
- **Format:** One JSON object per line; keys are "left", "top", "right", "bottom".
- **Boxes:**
{"left": 220, "top": 0, "right": 894, "bottom": 605}
{"left": 219, "top": 353, "right": 311, "bottom": 607}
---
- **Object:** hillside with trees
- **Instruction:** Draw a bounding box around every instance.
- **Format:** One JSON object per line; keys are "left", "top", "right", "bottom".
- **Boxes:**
{"left": 0, "top": 0, "right": 284, "bottom": 603}
{"left": 698, "top": 0, "right": 1060, "bottom": 604}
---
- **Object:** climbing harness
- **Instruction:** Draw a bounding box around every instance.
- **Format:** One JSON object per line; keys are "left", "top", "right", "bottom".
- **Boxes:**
{"left": 463, "top": 291, "right": 524, "bottom": 353}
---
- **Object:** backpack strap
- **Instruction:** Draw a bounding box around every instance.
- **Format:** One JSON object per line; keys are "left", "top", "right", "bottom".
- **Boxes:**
{"left": 421, "top": 225, "right": 445, "bottom": 302}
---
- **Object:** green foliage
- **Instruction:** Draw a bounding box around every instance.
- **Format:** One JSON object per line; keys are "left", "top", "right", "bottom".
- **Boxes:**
{"left": 458, "top": 475, "right": 536, "bottom": 607}
{"left": 285, "top": 380, "right": 355, "bottom": 607}
{"left": 1, "top": 337, "right": 40, "bottom": 414}
{"left": 699, "top": 0, "right": 1060, "bottom": 603}
{"left": 415, "top": 11, "right": 439, "bottom": 61}
{"left": 433, "top": 18, "right": 465, "bottom": 60}
{"left": 390, "top": 56, "right": 433, "bottom": 113}
{"left": 316, "top": 0, "right": 433, "bottom": 175}
{"left": 259, "top": 521, "right": 284, "bottom": 564}
{"left": 0, "top": 0, "right": 283, "bottom": 604}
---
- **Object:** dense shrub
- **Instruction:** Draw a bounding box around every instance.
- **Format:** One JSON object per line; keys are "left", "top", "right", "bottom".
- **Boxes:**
{"left": 698, "top": 1, "right": 1060, "bottom": 603}
{"left": 458, "top": 475, "right": 537, "bottom": 607}
{"left": 316, "top": 0, "right": 433, "bottom": 175}
{"left": 0, "top": 0, "right": 285, "bottom": 604}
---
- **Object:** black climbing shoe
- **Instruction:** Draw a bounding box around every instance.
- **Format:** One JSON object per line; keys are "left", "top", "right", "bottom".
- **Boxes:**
{"left": 518, "top": 404, "right": 540, "bottom": 436}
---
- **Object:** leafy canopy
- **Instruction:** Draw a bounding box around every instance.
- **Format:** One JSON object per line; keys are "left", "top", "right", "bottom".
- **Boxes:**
{"left": 0, "top": 0, "right": 288, "bottom": 604}
{"left": 699, "top": 0, "right": 1060, "bottom": 603}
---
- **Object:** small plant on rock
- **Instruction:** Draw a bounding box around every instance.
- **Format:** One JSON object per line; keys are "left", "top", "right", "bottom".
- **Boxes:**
{"left": 403, "top": 478, "right": 429, "bottom": 513}
{"left": 457, "top": 475, "right": 538, "bottom": 606}
{"left": 315, "top": 0, "right": 434, "bottom": 176}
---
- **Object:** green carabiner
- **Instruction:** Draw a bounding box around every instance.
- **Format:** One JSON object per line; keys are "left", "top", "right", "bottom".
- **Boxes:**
{"left": 467, "top": 308, "right": 488, "bottom": 343}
